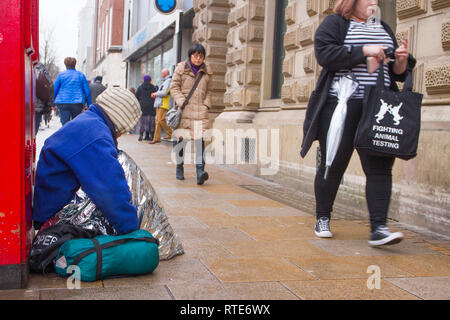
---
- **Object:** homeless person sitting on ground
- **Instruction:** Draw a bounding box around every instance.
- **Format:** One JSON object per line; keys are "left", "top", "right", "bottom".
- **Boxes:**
{"left": 32, "top": 87, "right": 142, "bottom": 235}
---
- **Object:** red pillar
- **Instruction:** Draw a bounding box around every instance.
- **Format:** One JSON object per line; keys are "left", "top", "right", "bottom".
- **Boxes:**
{"left": 0, "top": 0, "right": 38, "bottom": 289}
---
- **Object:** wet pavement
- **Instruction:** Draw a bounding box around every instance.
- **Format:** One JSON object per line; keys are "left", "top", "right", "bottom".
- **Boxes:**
{"left": 1, "top": 115, "right": 449, "bottom": 300}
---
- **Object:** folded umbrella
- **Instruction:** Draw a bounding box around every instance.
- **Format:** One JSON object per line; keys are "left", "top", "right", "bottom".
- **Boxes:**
{"left": 324, "top": 73, "right": 359, "bottom": 180}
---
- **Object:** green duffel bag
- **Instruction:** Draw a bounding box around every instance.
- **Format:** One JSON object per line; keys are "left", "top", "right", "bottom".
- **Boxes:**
{"left": 54, "top": 229, "right": 159, "bottom": 282}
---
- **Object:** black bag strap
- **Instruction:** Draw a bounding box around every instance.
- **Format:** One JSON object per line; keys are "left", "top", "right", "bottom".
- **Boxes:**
{"left": 376, "top": 64, "right": 387, "bottom": 89}
{"left": 181, "top": 72, "right": 204, "bottom": 110}
{"left": 92, "top": 239, "right": 102, "bottom": 281}
{"left": 402, "top": 71, "right": 414, "bottom": 92}
{"left": 71, "top": 236, "right": 159, "bottom": 280}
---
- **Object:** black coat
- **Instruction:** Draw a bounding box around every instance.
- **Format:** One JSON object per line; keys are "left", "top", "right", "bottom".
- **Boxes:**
{"left": 300, "top": 14, "right": 416, "bottom": 158}
{"left": 89, "top": 81, "right": 106, "bottom": 104}
{"left": 136, "top": 82, "right": 158, "bottom": 116}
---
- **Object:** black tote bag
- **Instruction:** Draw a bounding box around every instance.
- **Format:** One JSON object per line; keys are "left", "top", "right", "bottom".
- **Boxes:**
{"left": 354, "top": 68, "right": 423, "bottom": 160}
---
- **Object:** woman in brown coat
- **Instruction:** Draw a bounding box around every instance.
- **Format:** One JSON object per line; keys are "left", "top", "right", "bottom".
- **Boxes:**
{"left": 170, "top": 43, "right": 213, "bottom": 185}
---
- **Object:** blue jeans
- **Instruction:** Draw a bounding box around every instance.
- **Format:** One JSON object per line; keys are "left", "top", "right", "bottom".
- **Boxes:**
{"left": 57, "top": 104, "right": 84, "bottom": 126}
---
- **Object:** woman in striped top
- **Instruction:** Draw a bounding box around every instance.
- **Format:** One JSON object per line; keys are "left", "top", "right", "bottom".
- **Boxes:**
{"left": 301, "top": 0, "right": 414, "bottom": 246}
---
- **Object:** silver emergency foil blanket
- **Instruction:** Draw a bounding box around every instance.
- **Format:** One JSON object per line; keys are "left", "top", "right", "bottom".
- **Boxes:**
{"left": 52, "top": 151, "right": 184, "bottom": 260}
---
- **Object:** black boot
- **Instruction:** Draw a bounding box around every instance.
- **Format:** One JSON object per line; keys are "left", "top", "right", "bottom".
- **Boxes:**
{"left": 176, "top": 164, "right": 184, "bottom": 180}
{"left": 196, "top": 164, "right": 209, "bottom": 185}
{"left": 173, "top": 139, "right": 186, "bottom": 180}
{"left": 138, "top": 132, "right": 144, "bottom": 141}
{"left": 195, "top": 139, "right": 208, "bottom": 185}
{"left": 143, "top": 132, "right": 151, "bottom": 141}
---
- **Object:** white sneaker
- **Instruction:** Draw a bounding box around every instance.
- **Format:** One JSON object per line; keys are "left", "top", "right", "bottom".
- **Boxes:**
{"left": 368, "top": 225, "right": 403, "bottom": 246}
{"left": 315, "top": 217, "right": 333, "bottom": 238}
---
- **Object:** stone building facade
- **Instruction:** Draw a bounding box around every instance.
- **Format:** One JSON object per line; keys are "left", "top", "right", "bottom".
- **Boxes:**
{"left": 193, "top": 0, "right": 450, "bottom": 236}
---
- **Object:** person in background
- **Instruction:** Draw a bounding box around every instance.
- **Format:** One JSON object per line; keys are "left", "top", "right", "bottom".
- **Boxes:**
{"left": 149, "top": 69, "right": 173, "bottom": 144}
{"left": 53, "top": 57, "right": 91, "bottom": 126}
{"left": 90, "top": 75, "right": 106, "bottom": 104}
{"left": 170, "top": 43, "right": 213, "bottom": 185}
{"left": 32, "top": 88, "right": 142, "bottom": 235}
{"left": 135, "top": 75, "right": 158, "bottom": 141}
{"left": 34, "top": 62, "right": 54, "bottom": 135}
{"left": 300, "top": 0, "right": 414, "bottom": 246}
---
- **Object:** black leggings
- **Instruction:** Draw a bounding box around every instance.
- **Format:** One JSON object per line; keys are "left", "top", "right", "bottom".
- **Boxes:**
{"left": 315, "top": 98, "right": 395, "bottom": 232}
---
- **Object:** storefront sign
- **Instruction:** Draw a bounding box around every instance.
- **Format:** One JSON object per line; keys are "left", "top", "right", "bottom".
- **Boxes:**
{"left": 155, "top": 0, "right": 177, "bottom": 14}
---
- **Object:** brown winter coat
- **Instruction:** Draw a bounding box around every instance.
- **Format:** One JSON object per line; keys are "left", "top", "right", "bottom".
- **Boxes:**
{"left": 170, "top": 60, "right": 213, "bottom": 139}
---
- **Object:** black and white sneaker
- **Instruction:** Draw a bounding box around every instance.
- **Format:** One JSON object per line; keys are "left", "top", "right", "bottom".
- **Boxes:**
{"left": 368, "top": 225, "right": 403, "bottom": 246}
{"left": 315, "top": 217, "right": 333, "bottom": 238}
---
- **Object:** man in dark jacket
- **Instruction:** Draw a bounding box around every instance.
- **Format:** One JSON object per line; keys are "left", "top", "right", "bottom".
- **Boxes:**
{"left": 33, "top": 88, "right": 142, "bottom": 235}
{"left": 89, "top": 75, "right": 106, "bottom": 103}
{"left": 135, "top": 75, "right": 158, "bottom": 141}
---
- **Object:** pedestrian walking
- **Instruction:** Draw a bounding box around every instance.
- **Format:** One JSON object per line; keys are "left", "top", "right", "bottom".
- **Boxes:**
{"left": 90, "top": 75, "right": 106, "bottom": 103}
{"left": 300, "top": 0, "right": 415, "bottom": 246}
{"left": 170, "top": 43, "right": 213, "bottom": 185}
{"left": 33, "top": 88, "right": 142, "bottom": 235}
{"left": 53, "top": 57, "right": 92, "bottom": 126}
{"left": 34, "top": 62, "right": 54, "bottom": 135}
{"left": 149, "top": 68, "right": 173, "bottom": 144}
{"left": 136, "top": 75, "right": 158, "bottom": 141}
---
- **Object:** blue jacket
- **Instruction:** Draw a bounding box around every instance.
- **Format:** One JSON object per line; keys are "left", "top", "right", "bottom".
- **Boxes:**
{"left": 54, "top": 69, "right": 92, "bottom": 105}
{"left": 32, "top": 105, "right": 138, "bottom": 235}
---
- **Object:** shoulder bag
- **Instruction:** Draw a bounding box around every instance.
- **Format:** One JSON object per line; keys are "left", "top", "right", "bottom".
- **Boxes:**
{"left": 166, "top": 72, "right": 204, "bottom": 131}
{"left": 354, "top": 69, "right": 423, "bottom": 160}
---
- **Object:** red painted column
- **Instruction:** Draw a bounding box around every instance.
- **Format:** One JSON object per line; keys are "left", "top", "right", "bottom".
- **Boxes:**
{"left": 0, "top": 0, "right": 37, "bottom": 289}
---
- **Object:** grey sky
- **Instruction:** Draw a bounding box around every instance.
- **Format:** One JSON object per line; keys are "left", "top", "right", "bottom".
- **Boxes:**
{"left": 39, "top": 0, "right": 87, "bottom": 70}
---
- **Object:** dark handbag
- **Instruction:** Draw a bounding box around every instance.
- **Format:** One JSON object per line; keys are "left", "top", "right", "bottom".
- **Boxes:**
{"left": 166, "top": 72, "right": 205, "bottom": 130}
{"left": 29, "top": 224, "right": 96, "bottom": 274}
{"left": 354, "top": 69, "right": 423, "bottom": 160}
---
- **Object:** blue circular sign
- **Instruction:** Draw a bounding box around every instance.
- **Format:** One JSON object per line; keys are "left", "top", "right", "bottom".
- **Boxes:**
{"left": 155, "top": 0, "right": 176, "bottom": 14}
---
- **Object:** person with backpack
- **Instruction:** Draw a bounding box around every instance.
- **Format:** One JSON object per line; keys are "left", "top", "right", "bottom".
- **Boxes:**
{"left": 53, "top": 57, "right": 92, "bottom": 126}
{"left": 135, "top": 75, "right": 158, "bottom": 141}
{"left": 34, "top": 63, "right": 54, "bottom": 135}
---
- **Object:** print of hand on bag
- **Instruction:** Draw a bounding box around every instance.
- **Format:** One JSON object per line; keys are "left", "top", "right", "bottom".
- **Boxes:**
{"left": 375, "top": 99, "right": 404, "bottom": 126}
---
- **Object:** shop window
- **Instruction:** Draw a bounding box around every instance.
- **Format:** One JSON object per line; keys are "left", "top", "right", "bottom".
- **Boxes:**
{"left": 271, "top": 0, "right": 287, "bottom": 99}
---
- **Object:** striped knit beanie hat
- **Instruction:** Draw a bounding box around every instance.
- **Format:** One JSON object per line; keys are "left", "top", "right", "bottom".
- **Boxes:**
{"left": 96, "top": 87, "right": 142, "bottom": 135}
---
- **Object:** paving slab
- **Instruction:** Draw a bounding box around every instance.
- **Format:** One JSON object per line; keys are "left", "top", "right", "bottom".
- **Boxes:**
{"left": 0, "top": 289, "right": 39, "bottom": 300}
{"left": 386, "top": 277, "right": 450, "bottom": 300}
{"left": 102, "top": 257, "right": 220, "bottom": 288}
{"left": 281, "top": 279, "right": 420, "bottom": 300}
{"left": 308, "top": 239, "right": 440, "bottom": 256}
{"left": 370, "top": 255, "right": 450, "bottom": 277}
{"left": 168, "top": 281, "right": 300, "bottom": 300}
{"left": 287, "top": 256, "right": 414, "bottom": 280}
{"left": 39, "top": 285, "right": 173, "bottom": 300}
{"left": 201, "top": 257, "right": 315, "bottom": 283}
{"left": 222, "top": 240, "right": 332, "bottom": 259}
